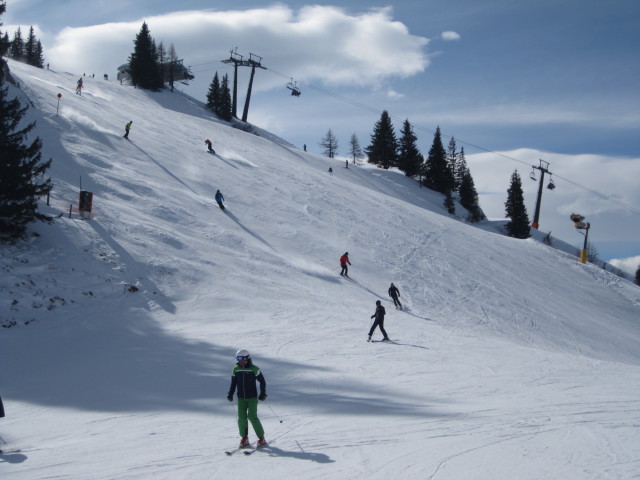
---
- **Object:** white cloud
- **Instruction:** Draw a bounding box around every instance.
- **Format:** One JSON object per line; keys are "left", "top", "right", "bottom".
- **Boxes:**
{"left": 441, "top": 31, "right": 460, "bottom": 41}
{"left": 609, "top": 256, "right": 640, "bottom": 276}
{"left": 44, "top": 6, "right": 429, "bottom": 90}
{"left": 386, "top": 89, "right": 405, "bottom": 100}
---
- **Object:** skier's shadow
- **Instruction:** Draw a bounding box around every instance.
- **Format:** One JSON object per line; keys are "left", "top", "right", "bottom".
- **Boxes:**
{"left": 214, "top": 155, "right": 239, "bottom": 170}
{"left": 225, "top": 211, "right": 275, "bottom": 251}
{"left": 344, "top": 277, "right": 383, "bottom": 299}
{"left": 256, "top": 445, "right": 334, "bottom": 464}
{"left": 0, "top": 451, "right": 28, "bottom": 464}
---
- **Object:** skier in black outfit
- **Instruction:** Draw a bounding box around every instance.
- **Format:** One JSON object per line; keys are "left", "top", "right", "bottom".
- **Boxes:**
{"left": 388, "top": 283, "right": 402, "bottom": 310}
{"left": 368, "top": 300, "right": 389, "bottom": 342}
{"left": 215, "top": 189, "right": 225, "bottom": 210}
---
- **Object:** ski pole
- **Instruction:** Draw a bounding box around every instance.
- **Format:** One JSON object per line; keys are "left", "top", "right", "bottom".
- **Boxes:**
{"left": 267, "top": 403, "right": 284, "bottom": 423}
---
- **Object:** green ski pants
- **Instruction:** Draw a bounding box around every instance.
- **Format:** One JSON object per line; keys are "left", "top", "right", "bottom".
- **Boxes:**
{"left": 236, "top": 397, "right": 264, "bottom": 438}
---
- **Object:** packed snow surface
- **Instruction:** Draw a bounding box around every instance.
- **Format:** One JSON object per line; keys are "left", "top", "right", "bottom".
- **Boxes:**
{"left": 1, "top": 60, "right": 639, "bottom": 479}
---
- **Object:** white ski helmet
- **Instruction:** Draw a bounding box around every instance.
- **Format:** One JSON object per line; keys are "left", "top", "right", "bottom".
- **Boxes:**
{"left": 236, "top": 349, "right": 250, "bottom": 359}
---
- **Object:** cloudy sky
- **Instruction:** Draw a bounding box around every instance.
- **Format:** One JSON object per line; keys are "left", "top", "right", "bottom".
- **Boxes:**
{"left": 4, "top": 0, "right": 639, "bottom": 268}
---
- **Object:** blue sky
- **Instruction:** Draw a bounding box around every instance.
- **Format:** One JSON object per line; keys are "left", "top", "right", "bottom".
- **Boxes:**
{"left": 4, "top": 0, "right": 640, "bottom": 267}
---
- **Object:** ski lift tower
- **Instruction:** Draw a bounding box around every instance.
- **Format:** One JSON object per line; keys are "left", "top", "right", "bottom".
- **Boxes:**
{"left": 241, "top": 53, "right": 266, "bottom": 122}
{"left": 530, "top": 159, "right": 554, "bottom": 229}
{"left": 222, "top": 48, "right": 249, "bottom": 119}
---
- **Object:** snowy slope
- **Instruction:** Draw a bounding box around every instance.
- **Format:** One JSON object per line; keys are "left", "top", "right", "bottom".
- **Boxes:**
{"left": 1, "top": 60, "right": 639, "bottom": 480}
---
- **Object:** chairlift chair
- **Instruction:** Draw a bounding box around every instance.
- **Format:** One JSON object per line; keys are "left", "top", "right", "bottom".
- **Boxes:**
{"left": 286, "top": 79, "right": 301, "bottom": 97}
{"left": 547, "top": 177, "right": 555, "bottom": 190}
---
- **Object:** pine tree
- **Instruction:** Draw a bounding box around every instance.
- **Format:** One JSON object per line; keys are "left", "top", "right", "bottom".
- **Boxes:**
{"left": 366, "top": 110, "right": 398, "bottom": 169}
{"left": 1, "top": 32, "right": 8, "bottom": 56}
{"left": 348, "top": 133, "right": 364, "bottom": 164}
{"left": 447, "top": 137, "right": 460, "bottom": 190}
{"left": 319, "top": 129, "right": 338, "bottom": 158}
{"left": 444, "top": 191, "right": 456, "bottom": 215}
{"left": 504, "top": 170, "right": 530, "bottom": 238}
{"left": 397, "top": 119, "right": 423, "bottom": 177}
{"left": 25, "top": 26, "right": 36, "bottom": 66}
{"left": 34, "top": 40, "right": 44, "bottom": 68}
{"left": 0, "top": 1, "right": 6, "bottom": 62}
{"left": 128, "top": 22, "right": 162, "bottom": 90}
{"left": 0, "top": 5, "right": 53, "bottom": 239}
{"left": 9, "top": 27, "right": 24, "bottom": 61}
{"left": 206, "top": 72, "right": 220, "bottom": 113}
{"left": 458, "top": 160, "right": 485, "bottom": 222}
{"left": 454, "top": 146, "right": 468, "bottom": 193}
{"left": 218, "top": 74, "right": 232, "bottom": 121}
{"left": 422, "top": 126, "right": 454, "bottom": 194}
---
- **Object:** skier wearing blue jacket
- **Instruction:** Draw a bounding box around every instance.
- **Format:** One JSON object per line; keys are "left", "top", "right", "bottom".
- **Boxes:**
{"left": 215, "top": 189, "right": 225, "bottom": 210}
{"left": 227, "top": 350, "right": 268, "bottom": 448}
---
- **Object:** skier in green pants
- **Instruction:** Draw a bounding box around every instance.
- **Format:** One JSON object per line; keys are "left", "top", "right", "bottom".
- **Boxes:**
{"left": 227, "top": 349, "right": 268, "bottom": 448}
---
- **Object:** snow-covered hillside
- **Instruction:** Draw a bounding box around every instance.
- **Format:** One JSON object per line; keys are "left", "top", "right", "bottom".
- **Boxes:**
{"left": 1, "top": 60, "right": 639, "bottom": 479}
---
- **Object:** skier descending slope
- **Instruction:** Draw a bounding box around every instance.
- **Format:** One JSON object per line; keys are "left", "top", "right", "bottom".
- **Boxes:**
{"left": 227, "top": 350, "right": 268, "bottom": 449}
{"left": 339, "top": 252, "right": 351, "bottom": 277}
{"left": 215, "top": 189, "right": 226, "bottom": 211}
{"left": 388, "top": 283, "right": 402, "bottom": 310}
{"left": 368, "top": 300, "right": 390, "bottom": 342}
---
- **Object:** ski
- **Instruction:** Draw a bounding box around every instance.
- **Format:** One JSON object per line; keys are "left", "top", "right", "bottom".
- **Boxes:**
{"left": 225, "top": 446, "right": 252, "bottom": 456}
{"left": 244, "top": 442, "right": 270, "bottom": 455}
{"left": 225, "top": 442, "right": 268, "bottom": 456}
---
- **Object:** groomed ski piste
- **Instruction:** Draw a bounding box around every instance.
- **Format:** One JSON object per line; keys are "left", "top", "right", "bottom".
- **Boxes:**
{"left": 1, "top": 59, "right": 640, "bottom": 479}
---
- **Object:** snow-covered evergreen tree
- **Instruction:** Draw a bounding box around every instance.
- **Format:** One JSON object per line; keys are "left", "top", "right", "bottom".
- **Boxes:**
{"left": 504, "top": 170, "right": 530, "bottom": 238}
{"left": 9, "top": 26, "right": 24, "bottom": 61}
{"left": 458, "top": 156, "right": 485, "bottom": 222}
{"left": 128, "top": 22, "right": 163, "bottom": 91}
{"left": 397, "top": 119, "right": 423, "bottom": 177}
{"left": 422, "top": 126, "right": 454, "bottom": 194}
{"left": 366, "top": 110, "right": 398, "bottom": 169}
{"left": 206, "top": 72, "right": 220, "bottom": 113}
{"left": 447, "top": 137, "right": 460, "bottom": 190}
{"left": 0, "top": 6, "right": 53, "bottom": 239}
{"left": 219, "top": 74, "right": 232, "bottom": 121}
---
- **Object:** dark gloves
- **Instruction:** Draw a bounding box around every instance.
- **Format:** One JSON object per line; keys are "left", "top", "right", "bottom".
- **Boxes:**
{"left": 258, "top": 393, "right": 267, "bottom": 401}
{"left": 227, "top": 393, "right": 233, "bottom": 402}
{"left": 371, "top": 315, "right": 375, "bottom": 319}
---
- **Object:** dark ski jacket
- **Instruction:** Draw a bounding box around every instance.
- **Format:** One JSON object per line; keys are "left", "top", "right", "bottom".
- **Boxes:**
{"left": 228, "top": 359, "right": 266, "bottom": 399}
{"left": 215, "top": 191, "right": 224, "bottom": 203}
{"left": 388, "top": 285, "right": 400, "bottom": 298}
{"left": 371, "top": 304, "right": 386, "bottom": 321}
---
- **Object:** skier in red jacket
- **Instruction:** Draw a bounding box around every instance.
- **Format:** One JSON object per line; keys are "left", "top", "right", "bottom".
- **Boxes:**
{"left": 340, "top": 252, "right": 351, "bottom": 277}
